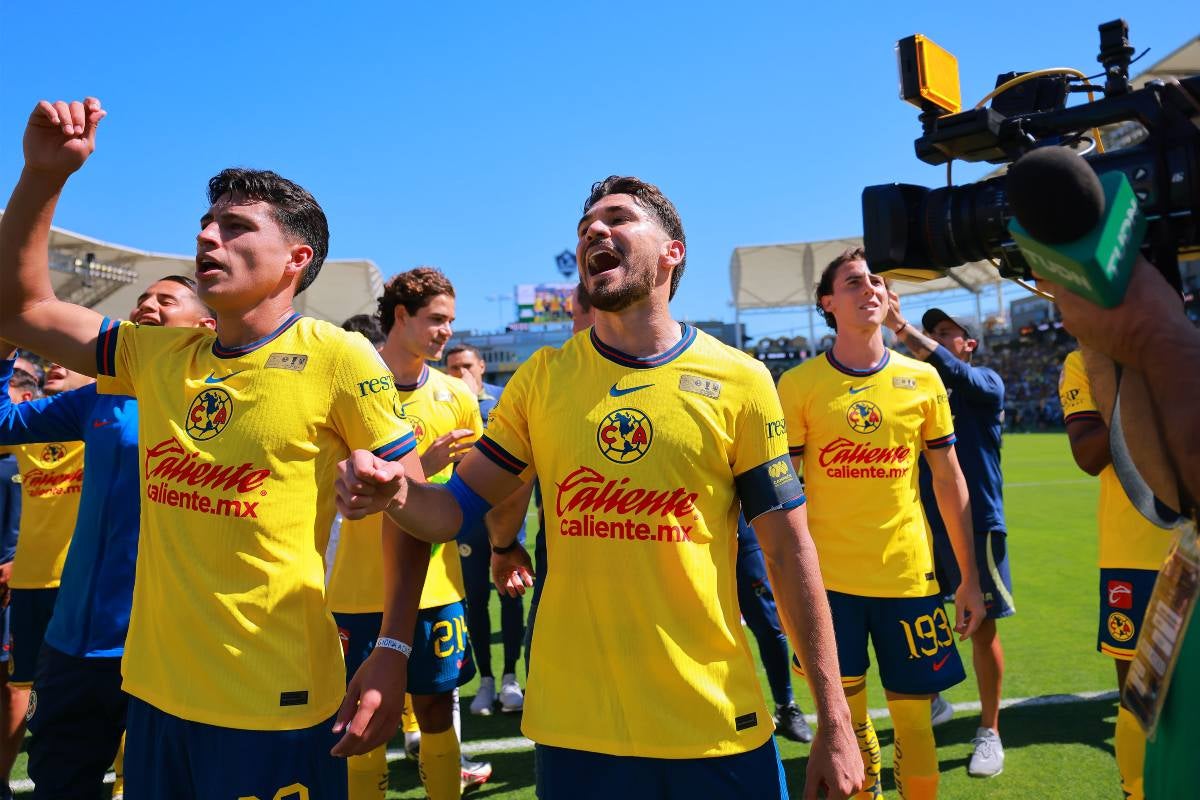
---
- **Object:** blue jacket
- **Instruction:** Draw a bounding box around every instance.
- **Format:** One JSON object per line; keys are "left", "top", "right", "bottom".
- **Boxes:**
{"left": 0, "top": 454, "right": 19, "bottom": 564}
{"left": 918, "top": 347, "right": 1007, "bottom": 535}
{"left": 478, "top": 381, "right": 504, "bottom": 424}
{"left": 0, "top": 360, "right": 139, "bottom": 658}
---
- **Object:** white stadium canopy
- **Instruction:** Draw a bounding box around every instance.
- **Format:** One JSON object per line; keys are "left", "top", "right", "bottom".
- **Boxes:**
{"left": 0, "top": 211, "right": 385, "bottom": 324}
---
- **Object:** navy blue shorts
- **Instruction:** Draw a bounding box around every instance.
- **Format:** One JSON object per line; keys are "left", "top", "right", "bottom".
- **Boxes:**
{"left": 933, "top": 530, "right": 1015, "bottom": 619}
{"left": 10, "top": 587, "right": 58, "bottom": 685}
{"left": 0, "top": 605, "right": 9, "bottom": 665}
{"left": 1098, "top": 568, "right": 1158, "bottom": 660}
{"left": 409, "top": 601, "right": 475, "bottom": 695}
{"left": 333, "top": 610, "right": 381, "bottom": 679}
{"left": 794, "top": 591, "right": 966, "bottom": 695}
{"left": 123, "top": 696, "right": 347, "bottom": 800}
{"left": 26, "top": 645, "right": 126, "bottom": 799}
{"left": 535, "top": 738, "right": 787, "bottom": 799}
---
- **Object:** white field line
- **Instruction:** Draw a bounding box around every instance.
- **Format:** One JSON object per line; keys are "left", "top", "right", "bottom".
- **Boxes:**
{"left": 7, "top": 690, "right": 1121, "bottom": 791}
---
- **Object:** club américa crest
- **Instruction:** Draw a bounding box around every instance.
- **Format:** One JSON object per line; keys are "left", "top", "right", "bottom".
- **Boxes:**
{"left": 597, "top": 407, "right": 653, "bottom": 464}
{"left": 186, "top": 388, "right": 233, "bottom": 441}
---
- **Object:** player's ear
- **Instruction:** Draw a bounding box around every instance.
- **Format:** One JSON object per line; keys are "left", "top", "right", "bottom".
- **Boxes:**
{"left": 965, "top": 337, "right": 978, "bottom": 354}
{"left": 285, "top": 243, "right": 314, "bottom": 285}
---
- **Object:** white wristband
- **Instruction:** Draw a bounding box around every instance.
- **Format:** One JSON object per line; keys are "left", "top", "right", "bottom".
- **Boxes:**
{"left": 375, "top": 636, "right": 413, "bottom": 658}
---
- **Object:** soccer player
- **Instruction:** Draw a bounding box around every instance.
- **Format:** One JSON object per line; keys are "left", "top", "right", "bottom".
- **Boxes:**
{"left": 0, "top": 97, "right": 429, "bottom": 799}
{"left": 444, "top": 343, "right": 526, "bottom": 714}
{"left": 1058, "top": 350, "right": 1169, "bottom": 800}
{"left": 777, "top": 248, "right": 985, "bottom": 800}
{"left": 0, "top": 276, "right": 213, "bottom": 799}
{"left": 886, "top": 303, "right": 1010, "bottom": 777}
{"left": 326, "top": 267, "right": 486, "bottom": 800}
{"left": 0, "top": 360, "right": 90, "bottom": 792}
{"left": 338, "top": 176, "right": 864, "bottom": 799}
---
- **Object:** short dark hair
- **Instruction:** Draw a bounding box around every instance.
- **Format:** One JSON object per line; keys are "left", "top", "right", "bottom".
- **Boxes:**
{"left": 207, "top": 168, "right": 329, "bottom": 295}
{"left": 341, "top": 313, "right": 386, "bottom": 348}
{"left": 583, "top": 176, "right": 687, "bottom": 299}
{"left": 159, "top": 274, "right": 198, "bottom": 291}
{"left": 815, "top": 246, "right": 868, "bottom": 331}
{"left": 445, "top": 343, "right": 482, "bottom": 361}
{"left": 376, "top": 267, "right": 456, "bottom": 335}
{"left": 9, "top": 368, "right": 40, "bottom": 398}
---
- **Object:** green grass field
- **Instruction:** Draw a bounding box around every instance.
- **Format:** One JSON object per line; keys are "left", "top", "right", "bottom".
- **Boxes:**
{"left": 8, "top": 433, "right": 1125, "bottom": 798}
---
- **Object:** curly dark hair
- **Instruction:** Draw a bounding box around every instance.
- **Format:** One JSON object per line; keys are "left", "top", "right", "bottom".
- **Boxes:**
{"left": 207, "top": 168, "right": 329, "bottom": 295}
{"left": 583, "top": 176, "right": 687, "bottom": 300}
{"left": 815, "top": 246, "right": 868, "bottom": 331}
{"left": 341, "top": 313, "right": 386, "bottom": 348}
{"left": 376, "top": 267, "right": 455, "bottom": 335}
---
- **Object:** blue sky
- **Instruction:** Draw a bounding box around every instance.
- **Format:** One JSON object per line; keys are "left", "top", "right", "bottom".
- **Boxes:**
{"left": 0, "top": 2, "right": 1191, "bottom": 340}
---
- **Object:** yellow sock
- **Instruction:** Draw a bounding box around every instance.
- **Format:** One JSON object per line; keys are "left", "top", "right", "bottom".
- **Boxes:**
{"left": 347, "top": 744, "right": 388, "bottom": 800}
{"left": 1115, "top": 705, "right": 1145, "bottom": 800}
{"left": 887, "top": 697, "right": 939, "bottom": 800}
{"left": 846, "top": 681, "right": 882, "bottom": 800}
{"left": 112, "top": 734, "right": 125, "bottom": 797}
{"left": 418, "top": 727, "right": 461, "bottom": 800}
{"left": 402, "top": 694, "right": 420, "bottom": 734}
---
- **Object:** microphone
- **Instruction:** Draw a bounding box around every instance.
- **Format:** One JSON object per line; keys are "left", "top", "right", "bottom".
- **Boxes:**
{"left": 1006, "top": 146, "right": 1145, "bottom": 307}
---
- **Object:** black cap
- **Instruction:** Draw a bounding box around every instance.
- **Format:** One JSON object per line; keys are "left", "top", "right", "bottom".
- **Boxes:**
{"left": 921, "top": 308, "right": 971, "bottom": 338}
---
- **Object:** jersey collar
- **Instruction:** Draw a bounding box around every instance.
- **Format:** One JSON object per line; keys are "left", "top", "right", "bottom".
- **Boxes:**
{"left": 825, "top": 348, "right": 890, "bottom": 377}
{"left": 212, "top": 313, "right": 302, "bottom": 359}
{"left": 396, "top": 363, "right": 429, "bottom": 391}
{"left": 590, "top": 323, "right": 696, "bottom": 369}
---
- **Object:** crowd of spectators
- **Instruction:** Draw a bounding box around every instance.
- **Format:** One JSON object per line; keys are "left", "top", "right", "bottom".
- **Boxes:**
{"left": 974, "top": 329, "right": 1076, "bottom": 432}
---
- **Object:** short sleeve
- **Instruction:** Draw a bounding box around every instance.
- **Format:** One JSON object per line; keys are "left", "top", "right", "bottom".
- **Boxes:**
{"left": 474, "top": 352, "right": 538, "bottom": 480}
{"left": 921, "top": 369, "right": 956, "bottom": 450}
{"left": 732, "top": 361, "right": 804, "bottom": 521}
{"left": 776, "top": 368, "right": 807, "bottom": 460}
{"left": 329, "top": 333, "right": 416, "bottom": 461}
{"left": 1059, "top": 350, "right": 1099, "bottom": 422}
{"left": 95, "top": 318, "right": 138, "bottom": 396}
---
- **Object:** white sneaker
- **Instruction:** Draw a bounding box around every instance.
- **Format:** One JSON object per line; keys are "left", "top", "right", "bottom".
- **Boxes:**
{"left": 403, "top": 729, "right": 421, "bottom": 760}
{"left": 930, "top": 694, "right": 954, "bottom": 727}
{"left": 499, "top": 672, "right": 524, "bottom": 713}
{"left": 968, "top": 727, "right": 1005, "bottom": 777}
{"left": 470, "top": 676, "right": 497, "bottom": 715}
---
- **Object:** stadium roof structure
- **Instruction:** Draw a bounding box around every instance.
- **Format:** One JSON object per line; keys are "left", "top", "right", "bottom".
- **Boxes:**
{"left": 0, "top": 211, "right": 385, "bottom": 324}
{"left": 729, "top": 33, "right": 1200, "bottom": 316}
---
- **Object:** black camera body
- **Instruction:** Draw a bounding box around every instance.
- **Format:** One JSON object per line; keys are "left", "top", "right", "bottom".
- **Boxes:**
{"left": 862, "top": 20, "right": 1200, "bottom": 287}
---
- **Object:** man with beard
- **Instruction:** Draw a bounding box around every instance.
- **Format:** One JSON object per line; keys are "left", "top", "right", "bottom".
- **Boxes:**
{"left": 337, "top": 176, "right": 863, "bottom": 799}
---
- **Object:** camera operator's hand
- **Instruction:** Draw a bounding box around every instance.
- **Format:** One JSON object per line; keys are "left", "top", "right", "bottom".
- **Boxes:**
{"left": 1037, "top": 257, "right": 1187, "bottom": 367}
{"left": 884, "top": 290, "right": 907, "bottom": 332}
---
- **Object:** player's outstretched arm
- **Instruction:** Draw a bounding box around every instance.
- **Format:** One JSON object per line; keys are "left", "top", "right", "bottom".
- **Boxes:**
{"left": 925, "top": 446, "right": 985, "bottom": 638}
{"left": 755, "top": 505, "right": 864, "bottom": 800}
{"left": 0, "top": 100, "right": 109, "bottom": 375}
{"left": 335, "top": 446, "right": 526, "bottom": 543}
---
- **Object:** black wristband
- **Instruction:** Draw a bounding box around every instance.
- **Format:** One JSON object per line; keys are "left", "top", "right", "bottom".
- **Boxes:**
{"left": 491, "top": 540, "right": 520, "bottom": 554}
{"left": 894, "top": 321, "right": 908, "bottom": 334}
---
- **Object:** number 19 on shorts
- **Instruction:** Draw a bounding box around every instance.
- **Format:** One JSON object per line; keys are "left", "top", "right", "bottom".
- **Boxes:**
{"left": 898, "top": 607, "right": 954, "bottom": 659}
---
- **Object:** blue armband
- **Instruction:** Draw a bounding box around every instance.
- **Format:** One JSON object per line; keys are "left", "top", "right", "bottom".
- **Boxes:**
{"left": 445, "top": 471, "right": 493, "bottom": 536}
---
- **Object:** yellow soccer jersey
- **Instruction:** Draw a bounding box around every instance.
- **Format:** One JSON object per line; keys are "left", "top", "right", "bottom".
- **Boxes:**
{"left": 95, "top": 313, "right": 416, "bottom": 730}
{"left": 327, "top": 365, "right": 482, "bottom": 612}
{"left": 478, "top": 324, "right": 803, "bottom": 758}
{"left": 1059, "top": 351, "right": 1170, "bottom": 571}
{"left": 0, "top": 442, "right": 84, "bottom": 588}
{"left": 778, "top": 349, "right": 955, "bottom": 598}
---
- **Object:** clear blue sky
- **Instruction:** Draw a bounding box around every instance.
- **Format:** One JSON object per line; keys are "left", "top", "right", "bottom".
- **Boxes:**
{"left": 1, "top": 2, "right": 1191, "bottom": 340}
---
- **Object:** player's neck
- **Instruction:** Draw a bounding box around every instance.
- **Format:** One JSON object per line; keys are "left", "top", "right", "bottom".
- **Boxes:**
{"left": 213, "top": 303, "right": 298, "bottom": 350}
{"left": 592, "top": 300, "right": 681, "bottom": 358}
{"left": 379, "top": 339, "right": 427, "bottom": 385}
{"left": 830, "top": 327, "right": 888, "bottom": 371}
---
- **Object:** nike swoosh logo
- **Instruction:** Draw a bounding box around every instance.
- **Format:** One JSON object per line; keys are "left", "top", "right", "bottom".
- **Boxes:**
{"left": 91, "top": 419, "right": 112, "bottom": 429}
{"left": 204, "top": 370, "right": 248, "bottom": 384}
{"left": 398, "top": 401, "right": 418, "bottom": 417}
{"left": 848, "top": 385, "right": 874, "bottom": 395}
{"left": 609, "top": 383, "right": 654, "bottom": 398}
{"left": 932, "top": 653, "right": 951, "bottom": 671}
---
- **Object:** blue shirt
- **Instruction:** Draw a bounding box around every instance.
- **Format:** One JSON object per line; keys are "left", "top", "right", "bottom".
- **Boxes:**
{"left": 0, "top": 454, "right": 19, "bottom": 564}
{"left": 478, "top": 381, "right": 504, "bottom": 425}
{"left": 0, "top": 360, "right": 139, "bottom": 658}
{"left": 918, "top": 347, "right": 1006, "bottom": 534}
